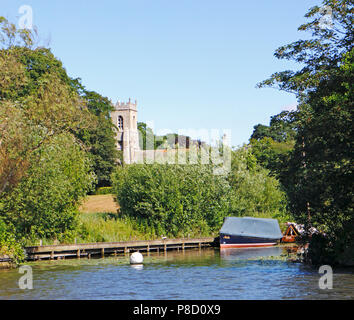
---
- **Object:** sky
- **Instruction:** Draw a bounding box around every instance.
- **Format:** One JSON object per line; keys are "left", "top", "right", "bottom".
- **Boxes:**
{"left": 1, "top": 0, "right": 321, "bottom": 147}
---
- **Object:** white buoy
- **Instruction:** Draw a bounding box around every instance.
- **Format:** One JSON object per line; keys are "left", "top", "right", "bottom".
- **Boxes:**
{"left": 130, "top": 251, "right": 144, "bottom": 264}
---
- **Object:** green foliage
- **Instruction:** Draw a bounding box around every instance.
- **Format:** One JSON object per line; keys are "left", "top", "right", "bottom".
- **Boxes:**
{"left": 257, "top": 1, "right": 353, "bottom": 265}
{"left": 0, "top": 18, "right": 114, "bottom": 251}
{"left": 0, "top": 134, "right": 95, "bottom": 240}
{"left": 94, "top": 187, "right": 114, "bottom": 195}
{"left": 0, "top": 16, "right": 36, "bottom": 49}
{"left": 250, "top": 137, "right": 294, "bottom": 178}
{"left": 74, "top": 90, "right": 119, "bottom": 188}
{"left": 112, "top": 147, "right": 290, "bottom": 237}
{"left": 285, "top": 50, "right": 353, "bottom": 242}
{"left": 227, "top": 148, "right": 290, "bottom": 223}
{"left": 251, "top": 111, "right": 297, "bottom": 142}
{"left": 138, "top": 122, "right": 166, "bottom": 150}
{"left": 112, "top": 163, "right": 232, "bottom": 237}
{"left": 77, "top": 212, "right": 154, "bottom": 243}
{"left": 0, "top": 219, "right": 25, "bottom": 265}
{"left": 258, "top": 0, "right": 353, "bottom": 96}
{"left": 249, "top": 111, "right": 296, "bottom": 182}
{"left": 0, "top": 40, "right": 94, "bottom": 196}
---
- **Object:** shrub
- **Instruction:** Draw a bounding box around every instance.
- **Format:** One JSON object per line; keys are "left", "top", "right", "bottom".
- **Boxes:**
{"left": 228, "top": 147, "right": 290, "bottom": 223}
{"left": 112, "top": 163, "right": 231, "bottom": 237}
{"left": 95, "top": 187, "right": 113, "bottom": 195}
{"left": 0, "top": 219, "right": 25, "bottom": 265}
{"left": 0, "top": 134, "right": 95, "bottom": 241}
{"left": 111, "top": 147, "right": 290, "bottom": 238}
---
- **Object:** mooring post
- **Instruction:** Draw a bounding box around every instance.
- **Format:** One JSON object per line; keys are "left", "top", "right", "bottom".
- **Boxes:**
{"left": 101, "top": 248, "right": 105, "bottom": 258}
{"left": 77, "top": 249, "right": 80, "bottom": 259}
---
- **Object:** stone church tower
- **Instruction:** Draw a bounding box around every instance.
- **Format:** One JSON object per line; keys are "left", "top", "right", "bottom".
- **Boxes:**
{"left": 111, "top": 98, "right": 140, "bottom": 164}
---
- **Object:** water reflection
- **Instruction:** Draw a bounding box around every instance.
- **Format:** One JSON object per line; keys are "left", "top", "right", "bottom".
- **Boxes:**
{"left": 130, "top": 264, "right": 144, "bottom": 270}
{"left": 220, "top": 246, "right": 284, "bottom": 261}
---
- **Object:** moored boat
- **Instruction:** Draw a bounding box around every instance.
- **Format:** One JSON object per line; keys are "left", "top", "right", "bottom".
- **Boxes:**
{"left": 219, "top": 217, "right": 283, "bottom": 248}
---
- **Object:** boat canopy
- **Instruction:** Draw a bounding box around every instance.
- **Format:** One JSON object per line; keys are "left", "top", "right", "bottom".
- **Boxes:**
{"left": 220, "top": 217, "right": 283, "bottom": 240}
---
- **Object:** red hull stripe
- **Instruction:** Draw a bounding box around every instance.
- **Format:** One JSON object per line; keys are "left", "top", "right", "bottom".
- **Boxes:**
{"left": 220, "top": 243, "right": 276, "bottom": 248}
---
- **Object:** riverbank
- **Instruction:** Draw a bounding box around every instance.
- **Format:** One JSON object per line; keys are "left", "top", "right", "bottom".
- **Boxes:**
{"left": 26, "top": 194, "right": 219, "bottom": 247}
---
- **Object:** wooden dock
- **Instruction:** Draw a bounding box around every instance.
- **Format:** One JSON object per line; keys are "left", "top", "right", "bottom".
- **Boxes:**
{"left": 25, "top": 237, "right": 218, "bottom": 261}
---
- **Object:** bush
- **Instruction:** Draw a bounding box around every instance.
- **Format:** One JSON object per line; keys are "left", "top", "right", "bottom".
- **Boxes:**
{"left": 0, "top": 134, "right": 95, "bottom": 241}
{"left": 0, "top": 219, "right": 25, "bottom": 265}
{"left": 95, "top": 187, "right": 113, "bottom": 195}
{"left": 112, "top": 163, "right": 231, "bottom": 237}
{"left": 228, "top": 147, "right": 290, "bottom": 223}
{"left": 112, "top": 147, "right": 290, "bottom": 238}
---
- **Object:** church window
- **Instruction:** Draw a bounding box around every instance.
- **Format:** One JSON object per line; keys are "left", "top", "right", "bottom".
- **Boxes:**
{"left": 118, "top": 116, "right": 123, "bottom": 131}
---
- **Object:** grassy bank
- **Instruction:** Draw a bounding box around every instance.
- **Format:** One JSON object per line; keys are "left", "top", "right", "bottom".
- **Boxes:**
{"left": 24, "top": 194, "right": 290, "bottom": 246}
{"left": 76, "top": 194, "right": 155, "bottom": 242}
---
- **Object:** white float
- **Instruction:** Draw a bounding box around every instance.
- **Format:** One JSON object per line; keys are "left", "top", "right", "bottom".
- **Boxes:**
{"left": 130, "top": 251, "right": 144, "bottom": 264}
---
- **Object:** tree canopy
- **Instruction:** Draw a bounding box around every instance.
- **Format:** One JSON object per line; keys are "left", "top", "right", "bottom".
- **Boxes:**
{"left": 257, "top": 0, "right": 353, "bottom": 265}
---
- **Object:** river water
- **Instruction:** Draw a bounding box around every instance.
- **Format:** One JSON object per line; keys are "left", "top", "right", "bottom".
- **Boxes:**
{"left": 0, "top": 247, "right": 353, "bottom": 300}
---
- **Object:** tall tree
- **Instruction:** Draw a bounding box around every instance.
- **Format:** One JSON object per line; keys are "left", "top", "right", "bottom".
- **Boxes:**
{"left": 0, "top": 40, "right": 93, "bottom": 194}
{"left": 0, "top": 17, "right": 96, "bottom": 243}
{"left": 250, "top": 111, "right": 297, "bottom": 142}
{"left": 258, "top": 1, "right": 353, "bottom": 265}
{"left": 75, "top": 90, "right": 119, "bottom": 188}
{"left": 258, "top": 0, "right": 353, "bottom": 96}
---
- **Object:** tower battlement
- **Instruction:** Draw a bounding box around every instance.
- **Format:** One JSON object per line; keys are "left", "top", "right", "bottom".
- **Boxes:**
{"left": 115, "top": 98, "right": 137, "bottom": 110}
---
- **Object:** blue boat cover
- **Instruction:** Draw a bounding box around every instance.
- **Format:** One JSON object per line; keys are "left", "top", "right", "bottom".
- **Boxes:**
{"left": 220, "top": 217, "right": 283, "bottom": 239}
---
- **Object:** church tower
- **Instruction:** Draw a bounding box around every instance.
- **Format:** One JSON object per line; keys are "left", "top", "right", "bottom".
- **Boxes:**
{"left": 111, "top": 98, "right": 140, "bottom": 164}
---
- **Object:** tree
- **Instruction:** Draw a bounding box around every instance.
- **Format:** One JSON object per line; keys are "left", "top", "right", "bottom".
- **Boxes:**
{"left": 137, "top": 122, "right": 167, "bottom": 150}
{"left": 0, "top": 17, "right": 96, "bottom": 243}
{"left": 74, "top": 90, "right": 119, "bottom": 188}
{"left": 258, "top": 1, "right": 354, "bottom": 265}
{"left": 1, "top": 17, "right": 118, "bottom": 191}
{"left": 249, "top": 111, "right": 296, "bottom": 181}
{"left": 285, "top": 50, "right": 353, "bottom": 265}
{"left": 251, "top": 111, "right": 297, "bottom": 142}
{"left": 0, "top": 18, "right": 94, "bottom": 195}
{"left": 249, "top": 137, "right": 294, "bottom": 177}
{"left": 258, "top": 0, "right": 353, "bottom": 97}
{"left": 0, "top": 134, "right": 95, "bottom": 241}
{"left": 227, "top": 147, "right": 289, "bottom": 222}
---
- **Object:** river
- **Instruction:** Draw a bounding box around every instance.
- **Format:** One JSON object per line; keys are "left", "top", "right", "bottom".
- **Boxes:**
{"left": 0, "top": 247, "right": 353, "bottom": 300}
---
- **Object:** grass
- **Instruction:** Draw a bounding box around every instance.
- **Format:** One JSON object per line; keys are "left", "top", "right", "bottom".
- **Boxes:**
{"left": 79, "top": 194, "right": 119, "bottom": 214}
{"left": 28, "top": 194, "right": 290, "bottom": 245}
{"left": 77, "top": 195, "right": 290, "bottom": 243}
{"left": 76, "top": 194, "right": 156, "bottom": 243}
{"left": 77, "top": 212, "right": 156, "bottom": 243}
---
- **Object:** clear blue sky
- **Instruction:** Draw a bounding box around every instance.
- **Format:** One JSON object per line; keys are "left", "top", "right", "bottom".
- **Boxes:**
{"left": 2, "top": 0, "right": 320, "bottom": 147}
